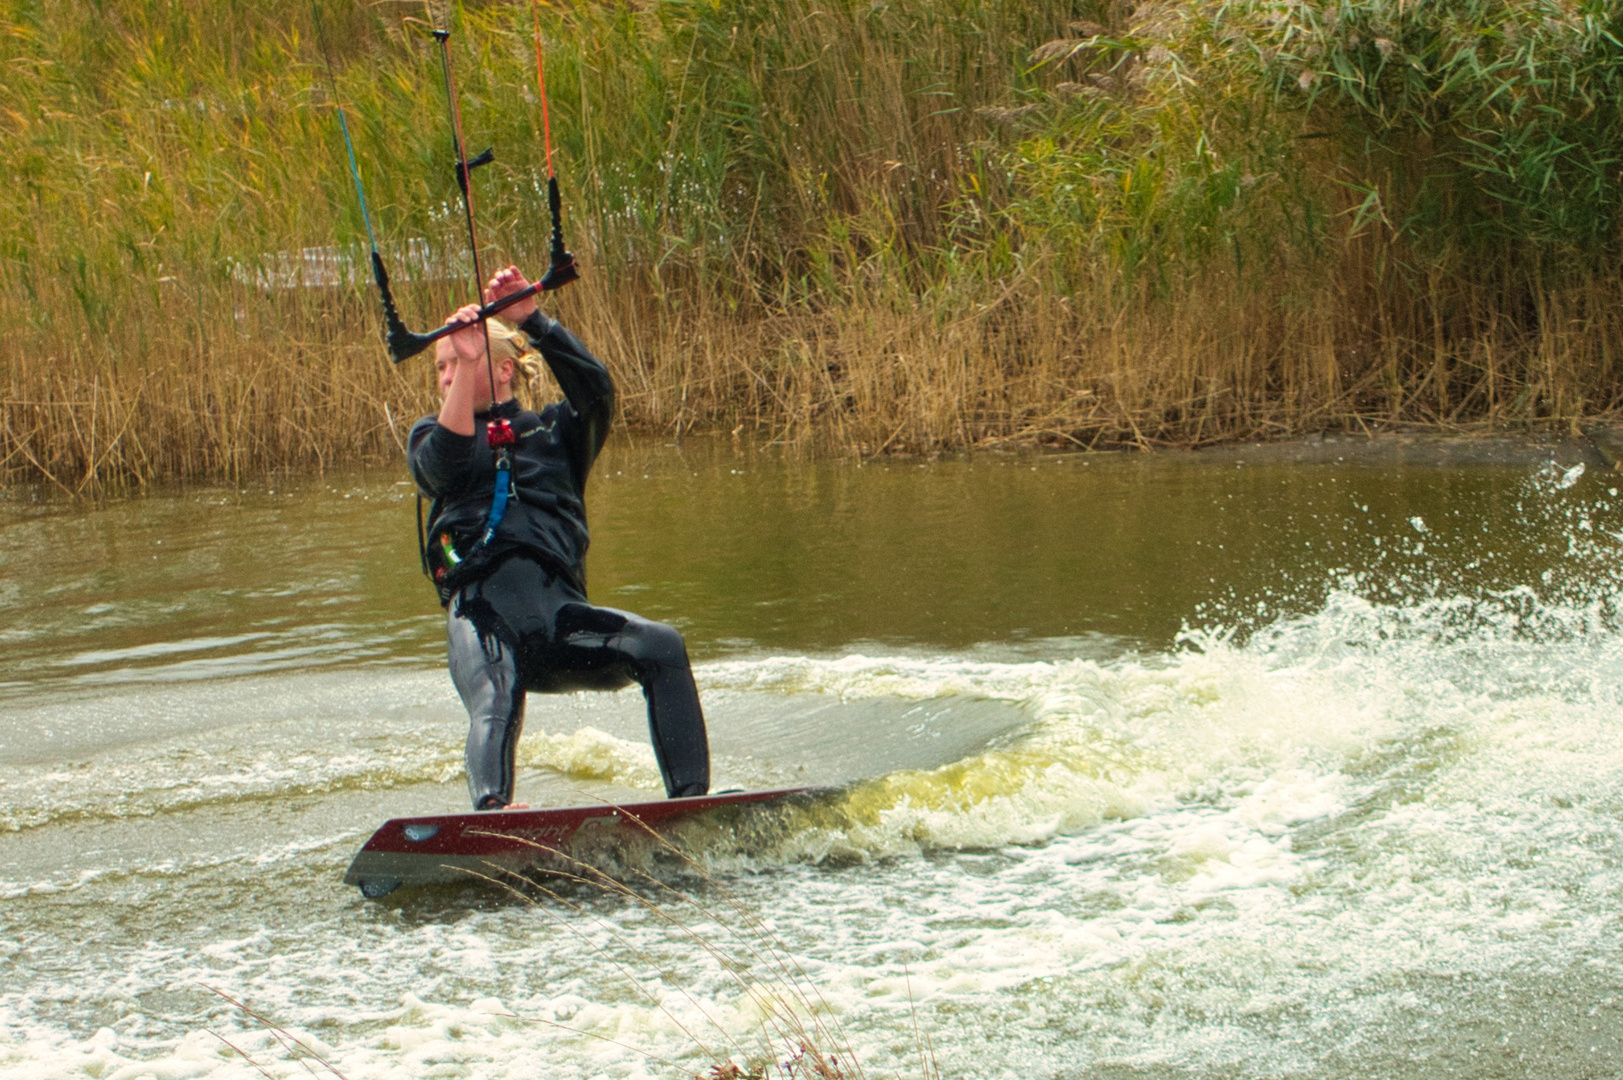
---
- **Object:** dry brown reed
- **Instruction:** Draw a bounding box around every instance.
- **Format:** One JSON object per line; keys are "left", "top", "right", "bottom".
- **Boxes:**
{"left": 12, "top": 245, "right": 1623, "bottom": 496}
{"left": 582, "top": 260, "right": 1623, "bottom": 458}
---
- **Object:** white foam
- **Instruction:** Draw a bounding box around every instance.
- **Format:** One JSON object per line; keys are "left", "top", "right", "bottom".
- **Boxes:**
{"left": 521, "top": 725, "right": 664, "bottom": 791}
{"left": 14, "top": 472, "right": 1623, "bottom": 1077}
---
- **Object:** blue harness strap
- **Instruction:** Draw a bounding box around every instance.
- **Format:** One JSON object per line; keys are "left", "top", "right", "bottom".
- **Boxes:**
{"left": 477, "top": 447, "right": 513, "bottom": 550}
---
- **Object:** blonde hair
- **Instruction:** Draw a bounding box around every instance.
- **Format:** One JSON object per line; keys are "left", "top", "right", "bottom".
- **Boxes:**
{"left": 488, "top": 319, "right": 548, "bottom": 409}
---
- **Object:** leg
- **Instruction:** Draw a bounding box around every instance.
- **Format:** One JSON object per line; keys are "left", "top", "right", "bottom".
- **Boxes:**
{"left": 549, "top": 604, "right": 711, "bottom": 798}
{"left": 447, "top": 594, "right": 526, "bottom": 810}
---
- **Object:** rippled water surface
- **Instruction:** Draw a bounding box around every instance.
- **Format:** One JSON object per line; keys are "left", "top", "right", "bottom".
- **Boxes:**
{"left": 6, "top": 437, "right": 1623, "bottom": 1079}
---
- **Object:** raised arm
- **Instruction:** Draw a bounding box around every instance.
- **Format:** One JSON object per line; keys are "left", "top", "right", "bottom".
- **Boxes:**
{"left": 520, "top": 313, "right": 613, "bottom": 457}
{"left": 486, "top": 266, "right": 614, "bottom": 465}
{"left": 408, "top": 305, "right": 504, "bottom": 497}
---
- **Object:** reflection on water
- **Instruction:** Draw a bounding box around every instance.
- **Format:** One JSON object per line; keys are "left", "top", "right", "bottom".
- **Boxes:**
{"left": 3, "top": 437, "right": 1602, "bottom": 693}
{"left": 5, "top": 436, "right": 1623, "bottom": 1079}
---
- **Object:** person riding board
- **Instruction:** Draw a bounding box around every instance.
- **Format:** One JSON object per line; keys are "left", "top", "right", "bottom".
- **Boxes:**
{"left": 410, "top": 265, "right": 711, "bottom": 810}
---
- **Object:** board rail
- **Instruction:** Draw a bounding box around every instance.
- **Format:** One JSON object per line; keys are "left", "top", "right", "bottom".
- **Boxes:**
{"left": 344, "top": 786, "right": 822, "bottom": 897}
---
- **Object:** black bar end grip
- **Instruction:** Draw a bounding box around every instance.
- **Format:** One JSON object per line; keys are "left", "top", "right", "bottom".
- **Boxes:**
{"left": 539, "top": 254, "right": 579, "bottom": 293}
{"left": 548, "top": 174, "right": 563, "bottom": 220}
{"left": 374, "top": 251, "right": 434, "bottom": 365}
{"left": 374, "top": 252, "right": 421, "bottom": 364}
{"left": 546, "top": 175, "right": 567, "bottom": 259}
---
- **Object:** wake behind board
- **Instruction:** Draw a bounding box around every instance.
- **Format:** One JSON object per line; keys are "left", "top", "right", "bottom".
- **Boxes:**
{"left": 345, "top": 787, "right": 822, "bottom": 897}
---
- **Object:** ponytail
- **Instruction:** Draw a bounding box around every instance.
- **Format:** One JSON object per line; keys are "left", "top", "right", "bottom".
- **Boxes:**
{"left": 487, "top": 320, "right": 548, "bottom": 409}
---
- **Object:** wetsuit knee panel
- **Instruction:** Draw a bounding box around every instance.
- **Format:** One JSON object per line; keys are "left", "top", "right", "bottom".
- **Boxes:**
{"left": 620, "top": 619, "right": 690, "bottom": 668}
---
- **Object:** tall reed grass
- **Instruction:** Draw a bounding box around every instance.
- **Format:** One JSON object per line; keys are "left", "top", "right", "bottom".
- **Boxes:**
{"left": 4, "top": 0, "right": 1623, "bottom": 488}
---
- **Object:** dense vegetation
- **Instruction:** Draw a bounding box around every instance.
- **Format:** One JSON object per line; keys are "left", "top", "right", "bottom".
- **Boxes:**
{"left": 4, "top": 0, "right": 1623, "bottom": 488}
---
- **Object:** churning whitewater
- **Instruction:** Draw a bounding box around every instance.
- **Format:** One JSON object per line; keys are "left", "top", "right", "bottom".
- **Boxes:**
{"left": 5, "top": 449, "right": 1623, "bottom": 1078}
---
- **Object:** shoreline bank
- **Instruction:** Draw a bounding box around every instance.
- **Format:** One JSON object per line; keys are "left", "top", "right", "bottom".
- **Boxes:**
{"left": 2, "top": 424, "right": 1615, "bottom": 507}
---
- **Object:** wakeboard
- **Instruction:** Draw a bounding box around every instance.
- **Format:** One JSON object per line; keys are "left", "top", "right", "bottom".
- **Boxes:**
{"left": 345, "top": 786, "right": 823, "bottom": 897}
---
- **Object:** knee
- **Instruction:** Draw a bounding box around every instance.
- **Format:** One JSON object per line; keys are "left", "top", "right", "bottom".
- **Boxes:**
{"left": 624, "top": 619, "right": 689, "bottom": 668}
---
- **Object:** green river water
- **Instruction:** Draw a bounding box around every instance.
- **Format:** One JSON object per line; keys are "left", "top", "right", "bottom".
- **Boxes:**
{"left": 6, "top": 436, "right": 1623, "bottom": 1079}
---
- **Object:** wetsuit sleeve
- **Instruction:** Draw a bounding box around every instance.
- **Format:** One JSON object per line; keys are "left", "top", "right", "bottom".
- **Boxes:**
{"left": 408, "top": 415, "right": 478, "bottom": 497}
{"left": 519, "top": 312, "right": 615, "bottom": 466}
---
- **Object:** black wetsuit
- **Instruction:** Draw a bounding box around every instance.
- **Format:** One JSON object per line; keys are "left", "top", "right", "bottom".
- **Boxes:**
{"left": 408, "top": 311, "right": 710, "bottom": 809}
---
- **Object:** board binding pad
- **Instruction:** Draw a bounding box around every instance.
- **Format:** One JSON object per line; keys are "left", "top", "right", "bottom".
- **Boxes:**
{"left": 345, "top": 787, "right": 821, "bottom": 898}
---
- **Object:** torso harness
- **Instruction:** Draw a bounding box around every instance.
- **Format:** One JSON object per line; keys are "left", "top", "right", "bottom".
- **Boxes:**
{"left": 420, "top": 415, "right": 517, "bottom": 600}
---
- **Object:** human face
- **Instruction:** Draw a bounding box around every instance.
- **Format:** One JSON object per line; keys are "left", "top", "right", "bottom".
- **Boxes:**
{"left": 434, "top": 338, "right": 515, "bottom": 407}
{"left": 434, "top": 338, "right": 458, "bottom": 399}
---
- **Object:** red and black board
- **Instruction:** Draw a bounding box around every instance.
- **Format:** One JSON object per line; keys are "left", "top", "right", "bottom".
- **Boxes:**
{"left": 345, "top": 787, "right": 822, "bottom": 897}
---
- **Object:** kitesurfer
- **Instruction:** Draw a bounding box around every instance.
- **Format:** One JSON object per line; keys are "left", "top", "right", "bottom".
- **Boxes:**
{"left": 409, "top": 265, "right": 710, "bottom": 810}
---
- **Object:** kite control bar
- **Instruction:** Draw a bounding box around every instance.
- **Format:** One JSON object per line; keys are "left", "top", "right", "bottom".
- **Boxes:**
{"left": 378, "top": 249, "right": 578, "bottom": 364}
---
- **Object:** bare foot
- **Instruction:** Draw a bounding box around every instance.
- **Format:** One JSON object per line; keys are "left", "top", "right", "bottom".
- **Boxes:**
{"left": 505, "top": 802, "right": 530, "bottom": 810}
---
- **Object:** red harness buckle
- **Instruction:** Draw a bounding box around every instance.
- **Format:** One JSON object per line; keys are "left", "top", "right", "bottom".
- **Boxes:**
{"left": 486, "top": 418, "right": 516, "bottom": 448}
